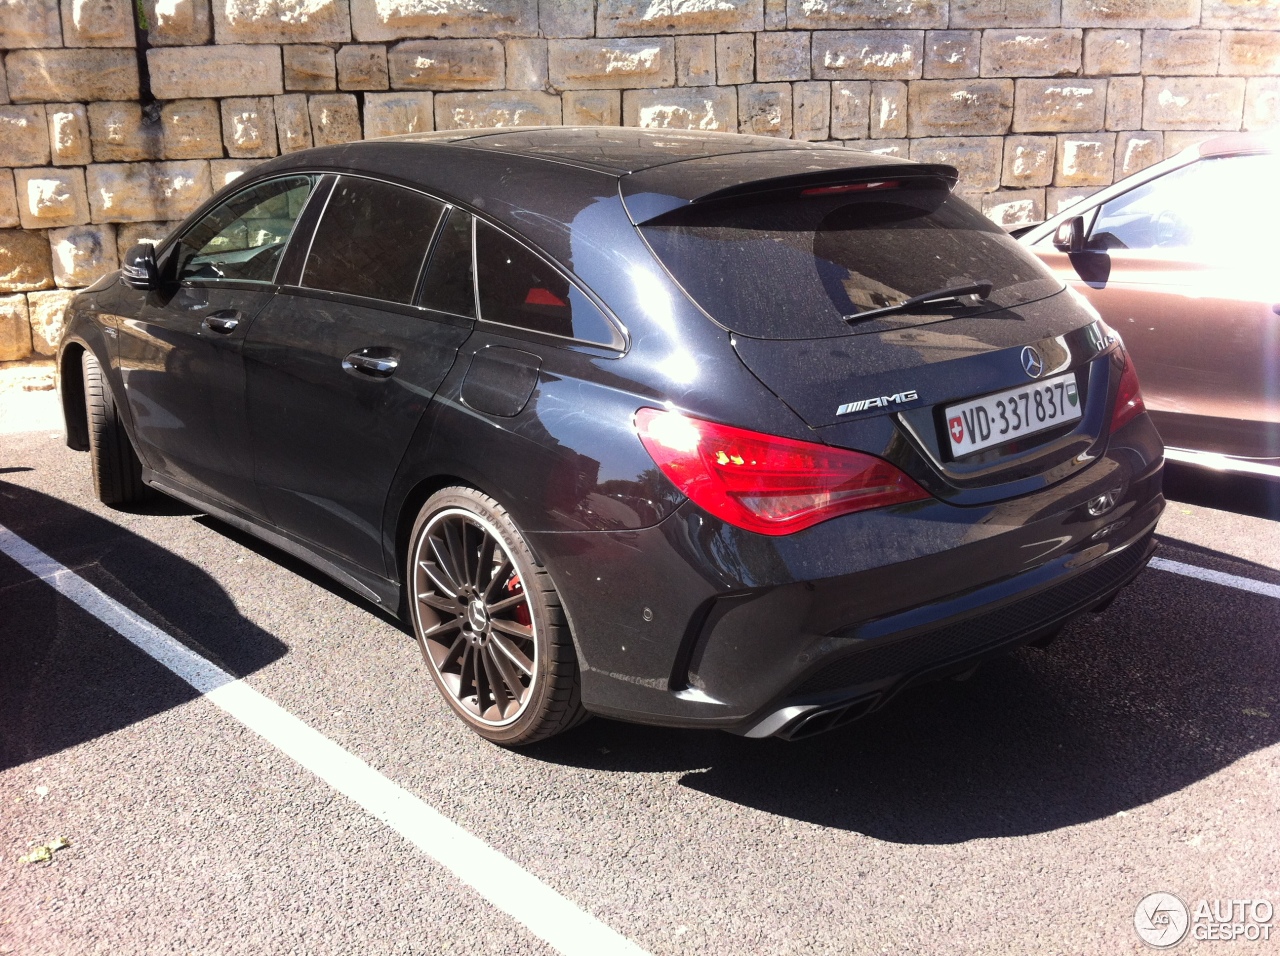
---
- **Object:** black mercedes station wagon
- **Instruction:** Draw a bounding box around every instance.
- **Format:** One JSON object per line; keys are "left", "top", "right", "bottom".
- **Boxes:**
{"left": 58, "top": 128, "right": 1164, "bottom": 744}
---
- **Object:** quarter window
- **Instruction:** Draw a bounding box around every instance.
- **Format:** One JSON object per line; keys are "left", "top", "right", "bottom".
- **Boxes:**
{"left": 303, "top": 176, "right": 445, "bottom": 305}
{"left": 174, "top": 176, "right": 315, "bottom": 284}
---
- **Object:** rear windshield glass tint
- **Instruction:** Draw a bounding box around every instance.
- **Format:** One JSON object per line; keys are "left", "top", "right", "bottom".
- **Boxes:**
{"left": 640, "top": 185, "right": 1062, "bottom": 339}
{"left": 303, "top": 177, "right": 444, "bottom": 304}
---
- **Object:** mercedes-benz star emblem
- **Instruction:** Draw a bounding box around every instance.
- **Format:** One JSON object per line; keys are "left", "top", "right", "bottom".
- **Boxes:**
{"left": 1021, "top": 345, "right": 1045, "bottom": 379}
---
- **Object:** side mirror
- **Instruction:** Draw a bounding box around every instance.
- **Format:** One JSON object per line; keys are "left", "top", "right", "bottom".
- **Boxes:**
{"left": 121, "top": 242, "right": 159, "bottom": 289}
{"left": 1052, "top": 216, "right": 1086, "bottom": 254}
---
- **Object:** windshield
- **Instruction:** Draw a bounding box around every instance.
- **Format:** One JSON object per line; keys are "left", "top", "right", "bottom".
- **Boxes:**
{"left": 640, "top": 185, "right": 1063, "bottom": 339}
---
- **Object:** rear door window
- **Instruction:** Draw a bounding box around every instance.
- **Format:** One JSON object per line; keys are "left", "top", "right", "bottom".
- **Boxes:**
{"left": 419, "top": 207, "right": 476, "bottom": 318}
{"left": 303, "top": 176, "right": 445, "bottom": 304}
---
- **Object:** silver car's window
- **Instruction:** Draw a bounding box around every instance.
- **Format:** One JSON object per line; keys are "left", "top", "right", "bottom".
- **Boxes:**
{"left": 175, "top": 176, "right": 315, "bottom": 284}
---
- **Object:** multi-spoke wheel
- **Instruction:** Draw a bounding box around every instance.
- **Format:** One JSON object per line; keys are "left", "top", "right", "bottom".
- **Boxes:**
{"left": 407, "top": 487, "right": 588, "bottom": 744}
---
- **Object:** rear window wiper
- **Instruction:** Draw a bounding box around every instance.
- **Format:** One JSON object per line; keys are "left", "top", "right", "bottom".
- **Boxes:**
{"left": 844, "top": 279, "right": 994, "bottom": 324}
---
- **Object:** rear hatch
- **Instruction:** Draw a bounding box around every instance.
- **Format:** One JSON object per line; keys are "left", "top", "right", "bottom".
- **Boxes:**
{"left": 629, "top": 169, "right": 1117, "bottom": 504}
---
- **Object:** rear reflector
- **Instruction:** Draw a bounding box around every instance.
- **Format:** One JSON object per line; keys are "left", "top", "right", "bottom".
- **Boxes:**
{"left": 634, "top": 408, "right": 930, "bottom": 535}
{"left": 800, "top": 180, "right": 901, "bottom": 197}
{"left": 1111, "top": 347, "right": 1145, "bottom": 432}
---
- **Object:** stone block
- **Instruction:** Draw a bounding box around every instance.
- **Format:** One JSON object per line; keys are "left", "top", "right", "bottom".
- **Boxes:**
{"left": 86, "top": 161, "right": 212, "bottom": 223}
{"left": 1105, "top": 76, "right": 1141, "bottom": 130}
{"left": 1161, "top": 132, "right": 1216, "bottom": 157}
{"left": 950, "top": 0, "right": 1060, "bottom": 27}
{"left": 15, "top": 167, "right": 90, "bottom": 228}
{"left": 787, "top": 0, "right": 945, "bottom": 29}
{"left": 0, "top": 62, "right": 7, "bottom": 105}
{"left": 215, "top": 0, "right": 351, "bottom": 43}
{"left": 149, "top": 46, "right": 284, "bottom": 100}
{"left": 1115, "top": 131, "right": 1163, "bottom": 177}
{"left": 846, "top": 138, "right": 907, "bottom": 157}
{"left": 143, "top": 0, "right": 212, "bottom": 45}
{"left": 49, "top": 223, "right": 118, "bottom": 288}
{"left": 0, "top": 172, "right": 17, "bottom": 228}
{"left": 0, "top": 106, "right": 52, "bottom": 166}
{"left": 765, "top": 0, "right": 785, "bottom": 29}
{"left": 209, "top": 159, "right": 260, "bottom": 189}
{"left": 738, "top": 83, "right": 791, "bottom": 137}
{"left": 1055, "top": 132, "right": 1115, "bottom": 186}
{"left": 221, "top": 98, "right": 278, "bottom": 158}
{"left": 793, "top": 81, "right": 830, "bottom": 140}
{"left": 27, "top": 288, "right": 76, "bottom": 355}
{"left": 1144, "top": 77, "right": 1245, "bottom": 131}
{"left": 1083, "top": 29, "right": 1140, "bottom": 75}
{"left": 907, "top": 136, "right": 1003, "bottom": 192}
{"left": 1244, "top": 77, "right": 1280, "bottom": 132}
{"left": 621, "top": 87, "right": 736, "bottom": 131}
{"left": 831, "top": 80, "right": 870, "bottom": 138}
{"left": 597, "top": 0, "right": 763, "bottom": 37}
{"left": 1062, "top": 0, "right": 1198, "bottom": 28}
{"left": 549, "top": 38, "right": 675, "bottom": 90}
{"left": 161, "top": 99, "right": 223, "bottom": 160}
{"left": 1202, "top": 0, "right": 1280, "bottom": 29}
{"left": 116, "top": 221, "right": 179, "bottom": 261}
{"left": 716, "top": 34, "right": 755, "bottom": 85}
{"left": 46, "top": 104, "right": 91, "bottom": 166}
{"left": 274, "top": 94, "right": 313, "bottom": 152}
{"left": 308, "top": 93, "right": 361, "bottom": 146}
{"left": 908, "top": 79, "right": 1014, "bottom": 137}
{"left": 675, "top": 36, "right": 715, "bottom": 86}
{"left": 0, "top": 293, "right": 32, "bottom": 362}
{"left": 539, "top": 0, "right": 593, "bottom": 38}
{"left": 6, "top": 49, "right": 140, "bottom": 103}
{"left": 390, "top": 39, "right": 507, "bottom": 91}
{"left": 924, "top": 30, "right": 979, "bottom": 79}
{"left": 1143, "top": 30, "right": 1219, "bottom": 76}
{"left": 1013, "top": 78, "right": 1106, "bottom": 132}
{"left": 1046, "top": 186, "right": 1097, "bottom": 215}
{"left": 337, "top": 44, "right": 390, "bottom": 90}
{"left": 562, "top": 90, "right": 621, "bottom": 126}
{"left": 89, "top": 101, "right": 163, "bottom": 161}
{"left": 285, "top": 45, "right": 338, "bottom": 91}
{"left": 757, "top": 31, "right": 810, "bottom": 81}
{"left": 507, "top": 39, "right": 548, "bottom": 90}
{"left": 351, "top": 0, "right": 537, "bottom": 42}
{"left": 869, "top": 80, "right": 906, "bottom": 137}
{"left": 1001, "top": 134, "right": 1055, "bottom": 187}
{"left": 1221, "top": 32, "right": 1280, "bottom": 77}
{"left": 980, "top": 30, "right": 1082, "bottom": 78}
{"left": 363, "top": 91, "right": 433, "bottom": 137}
{"left": 0, "top": 229, "right": 54, "bottom": 291}
{"left": 62, "top": 0, "right": 135, "bottom": 46}
{"left": 982, "top": 189, "right": 1045, "bottom": 229}
{"left": 0, "top": 0, "right": 61, "bottom": 49}
{"left": 812, "top": 31, "right": 923, "bottom": 81}
{"left": 435, "top": 90, "right": 561, "bottom": 129}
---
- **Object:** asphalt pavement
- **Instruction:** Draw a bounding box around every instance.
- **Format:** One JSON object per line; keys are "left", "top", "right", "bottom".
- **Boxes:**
{"left": 1, "top": 397, "right": 1277, "bottom": 955}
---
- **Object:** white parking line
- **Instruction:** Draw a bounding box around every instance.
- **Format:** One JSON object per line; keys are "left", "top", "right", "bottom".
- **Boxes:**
{"left": 0, "top": 525, "right": 650, "bottom": 956}
{"left": 1150, "top": 556, "right": 1280, "bottom": 601}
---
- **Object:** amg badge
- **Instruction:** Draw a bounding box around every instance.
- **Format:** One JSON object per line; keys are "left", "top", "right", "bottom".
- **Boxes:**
{"left": 836, "top": 390, "right": 919, "bottom": 416}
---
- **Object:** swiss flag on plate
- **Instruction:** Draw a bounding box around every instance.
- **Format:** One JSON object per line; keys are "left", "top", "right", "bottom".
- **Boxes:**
{"left": 949, "top": 416, "right": 964, "bottom": 444}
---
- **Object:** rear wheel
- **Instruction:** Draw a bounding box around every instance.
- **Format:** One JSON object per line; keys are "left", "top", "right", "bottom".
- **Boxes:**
{"left": 407, "top": 487, "right": 588, "bottom": 745}
{"left": 82, "top": 350, "right": 149, "bottom": 506}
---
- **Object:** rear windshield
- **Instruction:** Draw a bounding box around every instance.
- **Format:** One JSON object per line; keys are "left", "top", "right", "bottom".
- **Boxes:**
{"left": 640, "top": 184, "right": 1062, "bottom": 339}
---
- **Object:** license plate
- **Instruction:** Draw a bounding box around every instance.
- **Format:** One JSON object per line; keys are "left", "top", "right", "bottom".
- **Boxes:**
{"left": 944, "top": 372, "right": 1081, "bottom": 456}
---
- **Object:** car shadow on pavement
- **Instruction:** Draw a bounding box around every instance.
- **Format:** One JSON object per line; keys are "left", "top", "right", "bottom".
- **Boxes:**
{"left": 530, "top": 560, "right": 1280, "bottom": 844}
{"left": 0, "top": 476, "right": 289, "bottom": 772}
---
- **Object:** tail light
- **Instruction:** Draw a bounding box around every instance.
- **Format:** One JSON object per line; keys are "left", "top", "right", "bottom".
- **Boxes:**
{"left": 1110, "top": 347, "right": 1145, "bottom": 432}
{"left": 634, "top": 408, "right": 930, "bottom": 536}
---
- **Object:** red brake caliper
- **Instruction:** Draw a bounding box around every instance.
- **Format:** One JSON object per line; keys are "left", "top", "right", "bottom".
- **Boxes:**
{"left": 506, "top": 573, "right": 532, "bottom": 627}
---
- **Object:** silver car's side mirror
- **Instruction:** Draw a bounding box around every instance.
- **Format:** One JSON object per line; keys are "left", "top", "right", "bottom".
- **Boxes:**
{"left": 1052, "top": 216, "right": 1086, "bottom": 254}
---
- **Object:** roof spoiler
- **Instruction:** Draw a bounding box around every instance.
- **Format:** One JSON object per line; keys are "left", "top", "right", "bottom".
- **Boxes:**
{"left": 690, "top": 162, "right": 960, "bottom": 206}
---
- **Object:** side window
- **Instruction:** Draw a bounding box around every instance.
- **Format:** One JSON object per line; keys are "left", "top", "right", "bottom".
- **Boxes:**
{"left": 419, "top": 207, "right": 476, "bottom": 318}
{"left": 175, "top": 176, "right": 315, "bottom": 283}
{"left": 474, "top": 221, "right": 620, "bottom": 347}
{"left": 303, "top": 176, "right": 445, "bottom": 304}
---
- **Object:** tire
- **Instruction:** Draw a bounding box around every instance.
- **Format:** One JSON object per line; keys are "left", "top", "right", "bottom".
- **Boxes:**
{"left": 82, "top": 350, "right": 149, "bottom": 506}
{"left": 407, "top": 487, "right": 589, "bottom": 745}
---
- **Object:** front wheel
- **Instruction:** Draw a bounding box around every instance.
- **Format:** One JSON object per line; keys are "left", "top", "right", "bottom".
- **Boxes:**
{"left": 407, "top": 487, "right": 588, "bottom": 745}
{"left": 82, "top": 350, "right": 149, "bottom": 506}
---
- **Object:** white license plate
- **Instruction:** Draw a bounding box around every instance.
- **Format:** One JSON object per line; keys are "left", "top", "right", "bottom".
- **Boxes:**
{"left": 944, "top": 372, "right": 1081, "bottom": 456}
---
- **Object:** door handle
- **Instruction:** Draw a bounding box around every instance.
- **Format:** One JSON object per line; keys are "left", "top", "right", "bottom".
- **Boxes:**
{"left": 342, "top": 348, "right": 400, "bottom": 378}
{"left": 203, "top": 309, "right": 242, "bottom": 334}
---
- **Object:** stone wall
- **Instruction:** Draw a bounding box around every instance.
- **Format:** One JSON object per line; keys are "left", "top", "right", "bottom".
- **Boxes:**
{"left": 1, "top": 0, "right": 1278, "bottom": 362}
